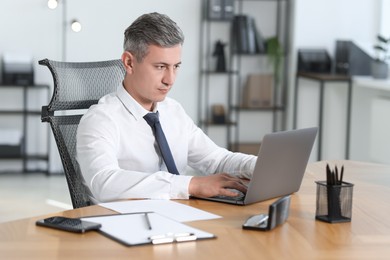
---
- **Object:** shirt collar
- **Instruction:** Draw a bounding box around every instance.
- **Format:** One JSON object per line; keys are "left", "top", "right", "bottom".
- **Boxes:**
{"left": 116, "top": 83, "right": 159, "bottom": 120}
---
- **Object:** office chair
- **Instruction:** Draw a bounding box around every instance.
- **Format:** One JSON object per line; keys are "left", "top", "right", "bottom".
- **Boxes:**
{"left": 39, "top": 58, "right": 125, "bottom": 208}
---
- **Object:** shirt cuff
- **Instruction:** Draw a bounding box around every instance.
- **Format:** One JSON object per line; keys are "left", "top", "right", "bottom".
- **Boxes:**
{"left": 170, "top": 175, "right": 193, "bottom": 199}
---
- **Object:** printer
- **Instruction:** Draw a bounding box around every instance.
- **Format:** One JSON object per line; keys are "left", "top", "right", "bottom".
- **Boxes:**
{"left": 1, "top": 52, "right": 34, "bottom": 85}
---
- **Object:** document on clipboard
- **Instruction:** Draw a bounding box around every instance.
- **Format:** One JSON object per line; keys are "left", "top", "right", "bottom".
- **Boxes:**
{"left": 82, "top": 212, "right": 216, "bottom": 246}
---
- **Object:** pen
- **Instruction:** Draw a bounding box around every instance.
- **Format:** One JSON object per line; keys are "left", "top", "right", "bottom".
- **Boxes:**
{"left": 144, "top": 213, "right": 152, "bottom": 230}
{"left": 326, "top": 164, "right": 331, "bottom": 185}
{"left": 340, "top": 165, "right": 344, "bottom": 185}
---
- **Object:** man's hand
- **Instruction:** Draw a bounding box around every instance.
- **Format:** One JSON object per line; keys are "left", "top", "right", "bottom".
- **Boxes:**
{"left": 189, "top": 173, "right": 248, "bottom": 198}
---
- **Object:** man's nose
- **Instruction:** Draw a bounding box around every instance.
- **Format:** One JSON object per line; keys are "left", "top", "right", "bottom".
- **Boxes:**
{"left": 162, "top": 68, "right": 175, "bottom": 86}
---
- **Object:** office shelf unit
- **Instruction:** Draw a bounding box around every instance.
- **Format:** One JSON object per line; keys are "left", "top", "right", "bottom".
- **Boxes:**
{"left": 0, "top": 84, "right": 50, "bottom": 174}
{"left": 198, "top": 0, "right": 290, "bottom": 154}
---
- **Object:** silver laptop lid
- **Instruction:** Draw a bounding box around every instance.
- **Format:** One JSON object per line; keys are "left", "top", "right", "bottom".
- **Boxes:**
{"left": 244, "top": 127, "right": 318, "bottom": 205}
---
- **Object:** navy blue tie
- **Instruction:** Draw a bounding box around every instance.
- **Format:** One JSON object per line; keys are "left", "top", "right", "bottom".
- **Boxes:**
{"left": 144, "top": 112, "right": 180, "bottom": 175}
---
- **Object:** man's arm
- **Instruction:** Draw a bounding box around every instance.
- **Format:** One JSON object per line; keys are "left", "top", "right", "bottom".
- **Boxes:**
{"left": 184, "top": 117, "right": 256, "bottom": 197}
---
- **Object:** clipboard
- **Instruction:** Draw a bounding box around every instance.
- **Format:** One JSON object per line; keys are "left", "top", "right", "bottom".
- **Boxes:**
{"left": 82, "top": 212, "right": 216, "bottom": 246}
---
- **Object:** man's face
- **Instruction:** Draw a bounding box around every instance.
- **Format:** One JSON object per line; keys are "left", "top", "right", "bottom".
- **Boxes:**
{"left": 125, "top": 44, "right": 182, "bottom": 111}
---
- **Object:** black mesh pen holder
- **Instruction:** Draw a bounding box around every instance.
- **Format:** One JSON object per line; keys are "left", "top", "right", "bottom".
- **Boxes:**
{"left": 315, "top": 181, "right": 354, "bottom": 223}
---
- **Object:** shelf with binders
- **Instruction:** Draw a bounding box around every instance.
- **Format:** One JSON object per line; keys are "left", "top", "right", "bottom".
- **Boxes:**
{"left": 198, "top": 0, "right": 291, "bottom": 150}
{"left": 228, "top": 0, "right": 290, "bottom": 152}
{"left": 228, "top": 68, "right": 288, "bottom": 153}
{"left": 0, "top": 84, "right": 51, "bottom": 174}
{"left": 198, "top": 0, "right": 238, "bottom": 148}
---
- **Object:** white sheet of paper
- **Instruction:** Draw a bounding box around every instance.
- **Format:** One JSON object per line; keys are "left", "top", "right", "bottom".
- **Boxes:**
{"left": 99, "top": 200, "right": 221, "bottom": 222}
{"left": 82, "top": 212, "right": 215, "bottom": 246}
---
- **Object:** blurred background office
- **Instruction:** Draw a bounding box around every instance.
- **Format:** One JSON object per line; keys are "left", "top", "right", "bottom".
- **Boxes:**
{"left": 0, "top": 0, "right": 389, "bottom": 222}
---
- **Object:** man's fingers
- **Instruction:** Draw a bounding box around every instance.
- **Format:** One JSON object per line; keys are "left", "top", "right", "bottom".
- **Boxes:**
{"left": 218, "top": 179, "right": 248, "bottom": 197}
{"left": 219, "top": 188, "right": 242, "bottom": 197}
{"left": 189, "top": 173, "right": 250, "bottom": 198}
{"left": 219, "top": 175, "right": 248, "bottom": 193}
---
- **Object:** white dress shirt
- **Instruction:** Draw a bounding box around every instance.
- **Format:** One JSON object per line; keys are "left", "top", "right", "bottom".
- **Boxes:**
{"left": 76, "top": 85, "right": 257, "bottom": 203}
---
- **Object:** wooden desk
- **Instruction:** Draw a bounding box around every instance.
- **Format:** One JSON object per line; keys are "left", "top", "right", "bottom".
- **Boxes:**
{"left": 1, "top": 160, "right": 390, "bottom": 259}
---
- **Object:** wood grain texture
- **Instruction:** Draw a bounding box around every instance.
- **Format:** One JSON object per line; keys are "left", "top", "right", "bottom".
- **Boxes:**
{"left": 1, "top": 160, "right": 389, "bottom": 259}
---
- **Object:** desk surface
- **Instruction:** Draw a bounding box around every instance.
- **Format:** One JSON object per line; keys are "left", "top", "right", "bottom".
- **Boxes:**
{"left": 353, "top": 75, "right": 390, "bottom": 91}
{"left": 297, "top": 72, "right": 351, "bottom": 81}
{"left": 1, "top": 160, "right": 390, "bottom": 259}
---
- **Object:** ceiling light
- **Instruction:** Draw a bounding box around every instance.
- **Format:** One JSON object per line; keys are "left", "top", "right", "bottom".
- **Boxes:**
{"left": 47, "top": 0, "right": 58, "bottom": 9}
{"left": 71, "top": 20, "right": 82, "bottom": 32}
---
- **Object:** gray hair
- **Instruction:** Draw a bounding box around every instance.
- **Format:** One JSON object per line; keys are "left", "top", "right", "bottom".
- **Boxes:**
{"left": 123, "top": 12, "right": 185, "bottom": 62}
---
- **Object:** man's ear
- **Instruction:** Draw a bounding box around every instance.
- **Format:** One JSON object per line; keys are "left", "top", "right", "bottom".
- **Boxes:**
{"left": 121, "top": 51, "right": 135, "bottom": 74}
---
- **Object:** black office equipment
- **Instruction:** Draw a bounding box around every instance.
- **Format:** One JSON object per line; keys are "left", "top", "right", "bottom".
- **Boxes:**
{"left": 0, "top": 129, "right": 22, "bottom": 158}
{"left": 334, "top": 40, "right": 373, "bottom": 75}
{"left": 297, "top": 49, "right": 332, "bottom": 73}
{"left": 315, "top": 164, "right": 354, "bottom": 223}
{"left": 231, "top": 15, "right": 265, "bottom": 54}
{"left": 195, "top": 127, "right": 317, "bottom": 205}
{"left": 243, "top": 195, "right": 291, "bottom": 231}
{"left": 2, "top": 54, "right": 34, "bottom": 85}
{"left": 315, "top": 180, "right": 354, "bottom": 223}
{"left": 0, "top": 144, "right": 22, "bottom": 158}
{"left": 36, "top": 216, "right": 102, "bottom": 233}
{"left": 207, "top": 0, "right": 235, "bottom": 20}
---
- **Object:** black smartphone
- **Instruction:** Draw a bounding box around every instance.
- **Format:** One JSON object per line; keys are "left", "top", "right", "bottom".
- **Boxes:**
{"left": 36, "top": 216, "right": 102, "bottom": 233}
{"left": 243, "top": 195, "right": 291, "bottom": 231}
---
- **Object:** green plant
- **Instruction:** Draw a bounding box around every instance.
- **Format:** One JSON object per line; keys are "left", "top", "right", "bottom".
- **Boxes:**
{"left": 265, "top": 36, "right": 284, "bottom": 84}
{"left": 373, "top": 34, "right": 390, "bottom": 62}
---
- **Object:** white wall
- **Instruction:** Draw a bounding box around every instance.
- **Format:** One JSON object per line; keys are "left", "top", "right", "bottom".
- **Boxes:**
{"left": 380, "top": 0, "right": 390, "bottom": 36}
{"left": 294, "top": 0, "right": 379, "bottom": 52}
{"left": 64, "top": 0, "right": 201, "bottom": 118}
{"left": 290, "top": 0, "right": 382, "bottom": 162}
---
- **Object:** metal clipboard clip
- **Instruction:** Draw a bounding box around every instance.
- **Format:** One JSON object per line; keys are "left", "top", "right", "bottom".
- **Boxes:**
{"left": 148, "top": 232, "right": 197, "bottom": 245}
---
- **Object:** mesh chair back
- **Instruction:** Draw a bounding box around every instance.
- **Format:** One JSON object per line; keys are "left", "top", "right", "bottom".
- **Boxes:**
{"left": 39, "top": 59, "right": 125, "bottom": 208}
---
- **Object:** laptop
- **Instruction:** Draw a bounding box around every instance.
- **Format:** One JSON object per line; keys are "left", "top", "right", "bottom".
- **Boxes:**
{"left": 199, "top": 127, "right": 318, "bottom": 205}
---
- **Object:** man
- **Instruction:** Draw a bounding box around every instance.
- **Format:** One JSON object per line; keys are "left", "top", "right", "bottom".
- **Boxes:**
{"left": 77, "top": 12, "right": 257, "bottom": 203}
